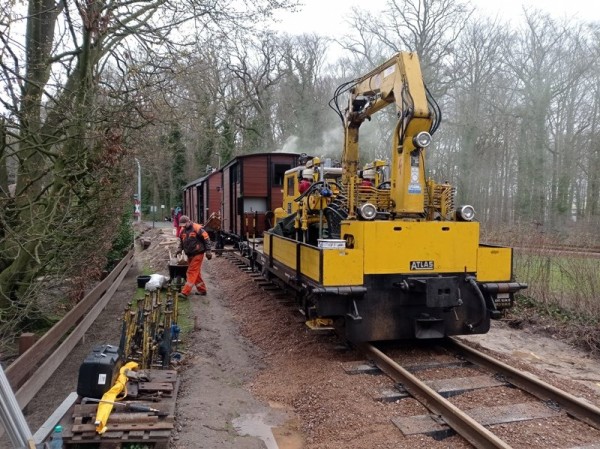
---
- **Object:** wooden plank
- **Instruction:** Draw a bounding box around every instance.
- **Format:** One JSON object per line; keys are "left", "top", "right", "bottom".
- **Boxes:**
{"left": 374, "top": 376, "right": 508, "bottom": 401}
{"left": 148, "top": 430, "right": 172, "bottom": 438}
{"left": 101, "top": 414, "right": 161, "bottom": 424}
{"left": 98, "top": 442, "right": 121, "bottom": 449}
{"left": 74, "top": 403, "right": 171, "bottom": 417}
{"left": 403, "top": 359, "right": 472, "bottom": 373}
{"left": 415, "top": 375, "right": 508, "bottom": 398}
{"left": 138, "top": 370, "right": 176, "bottom": 382}
{"left": 242, "top": 156, "right": 267, "bottom": 197}
{"left": 127, "top": 430, "right": 145, "bottom": 438}
{"left": 103, "top": 430, "right": 125, "bottom": 439}
{"left": 14, "top": 254, "right": 134, "bottom": 409}
{"left": 163, "top": 378, "right": 180, "bottom": 416}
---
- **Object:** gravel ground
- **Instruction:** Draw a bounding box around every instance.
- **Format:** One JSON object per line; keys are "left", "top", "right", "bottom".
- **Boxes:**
{"left": 18, "top": 224, "right": 600, "bottom": 449}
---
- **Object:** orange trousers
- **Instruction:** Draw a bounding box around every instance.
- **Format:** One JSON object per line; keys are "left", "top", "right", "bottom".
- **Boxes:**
{"left": 181, "top": 253, "right": 206, "bottom": 295}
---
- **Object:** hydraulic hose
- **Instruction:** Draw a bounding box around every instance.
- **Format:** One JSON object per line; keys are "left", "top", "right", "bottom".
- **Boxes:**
{"left": 465, "top": 276, "right": 487, "bottom": 332}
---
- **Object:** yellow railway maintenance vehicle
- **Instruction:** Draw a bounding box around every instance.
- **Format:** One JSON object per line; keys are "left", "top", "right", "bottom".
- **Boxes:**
{"left": 258, "top": 52, "right": 527, "bottom": 342}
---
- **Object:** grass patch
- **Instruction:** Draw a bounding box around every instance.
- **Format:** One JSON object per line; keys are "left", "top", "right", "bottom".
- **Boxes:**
{"left": 483, "top": 225, "right": 600, "bottom": 356}
{"left": 134, "top": 287, "right": 146, "bottom": 300}
{"left": 175, "top": 295, "right": 193, "bottom": 335}
{"left": 514, "top": 252, "right": 600, "bottom": 317}
{"left": 512, "top": 294, "right": 599, "bottom": 326}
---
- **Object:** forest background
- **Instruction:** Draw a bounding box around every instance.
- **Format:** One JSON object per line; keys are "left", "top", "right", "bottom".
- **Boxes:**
{"left": 1, "top": 0, "right": 599, "bottom": 355}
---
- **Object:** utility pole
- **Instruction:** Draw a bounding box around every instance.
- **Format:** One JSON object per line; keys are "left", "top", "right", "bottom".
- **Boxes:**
{"left": 134, "top": 158, "right": 142, "bottom": 222}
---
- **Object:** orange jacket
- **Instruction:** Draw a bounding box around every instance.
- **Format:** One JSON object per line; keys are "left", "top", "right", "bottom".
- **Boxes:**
{"left": 180, "top": 223, "right": 211, "bottom": 256}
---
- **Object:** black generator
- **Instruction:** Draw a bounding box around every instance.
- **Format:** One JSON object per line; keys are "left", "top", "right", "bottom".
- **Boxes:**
{"left": 77, "top": 344, "right": 121, "bottom": 398}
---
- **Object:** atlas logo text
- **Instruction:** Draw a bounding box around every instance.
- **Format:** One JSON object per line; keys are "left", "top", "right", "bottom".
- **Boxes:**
{"left": 410, "top": 260, "right": 434, "bottom": 270}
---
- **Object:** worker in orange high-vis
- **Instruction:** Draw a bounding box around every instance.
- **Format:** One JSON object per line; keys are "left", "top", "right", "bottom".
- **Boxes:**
{"left": 176, "top": 215, "right": 212, "bottom": 298}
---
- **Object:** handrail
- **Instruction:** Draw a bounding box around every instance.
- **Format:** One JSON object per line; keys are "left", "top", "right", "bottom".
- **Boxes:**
{"left": 5, "top": 248, "right": 134, "bottom": 409}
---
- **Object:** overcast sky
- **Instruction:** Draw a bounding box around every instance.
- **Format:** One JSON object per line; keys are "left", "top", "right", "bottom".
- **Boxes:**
{"left": 272, "top": 0, "right": 600, "bottom": 36}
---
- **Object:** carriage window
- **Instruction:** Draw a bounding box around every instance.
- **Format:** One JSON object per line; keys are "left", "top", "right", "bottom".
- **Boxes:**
{"left": 287, "top": 176, "right": 295, "bottom": 196}
{"left": 273, "top": 164, "right": 290, "bottom": 186}
{"left": 231, "top": 164, "right": 240, "bottom": 183}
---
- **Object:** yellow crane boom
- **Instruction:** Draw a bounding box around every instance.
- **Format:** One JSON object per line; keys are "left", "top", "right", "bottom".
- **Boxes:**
{"left": 341, "top": 52, "right": 435, "bottom": 217}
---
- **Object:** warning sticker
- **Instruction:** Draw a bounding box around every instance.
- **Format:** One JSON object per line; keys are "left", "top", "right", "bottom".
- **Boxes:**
{"left": 409, "top": 155, "right": 421, "bottom": 194}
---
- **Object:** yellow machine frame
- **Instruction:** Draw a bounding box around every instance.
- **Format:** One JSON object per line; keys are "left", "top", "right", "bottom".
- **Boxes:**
{"left": 261, "top": 52, "right": 526, "bottom": 341}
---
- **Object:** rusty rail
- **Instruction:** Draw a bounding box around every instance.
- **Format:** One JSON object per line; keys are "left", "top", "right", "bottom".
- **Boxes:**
{"left": 446, "top": 337, "right": 600, "bottom": 431}
{"left": 359, "top": 342, "right": 514, "bottom": 449}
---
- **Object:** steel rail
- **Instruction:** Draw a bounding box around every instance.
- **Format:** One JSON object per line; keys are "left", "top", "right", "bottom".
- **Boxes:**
{"left": 447, "top": 337, "right": 600, "bottom": 430}
{"left": 511, "top": 246, "right": 600, "bottom": 258}
{"left": 358, "top": 343, "right": 513, "bottom": 449}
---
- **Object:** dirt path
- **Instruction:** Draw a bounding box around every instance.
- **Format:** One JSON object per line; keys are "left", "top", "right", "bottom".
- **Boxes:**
{"left": 170, "top": 263, "right": 289, "bottom": 449}
{"left": 22, "top": 224, "right": 283, "bottom": 449}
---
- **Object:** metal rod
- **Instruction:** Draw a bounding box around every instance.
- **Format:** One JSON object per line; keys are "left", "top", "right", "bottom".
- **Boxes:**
{"left": 134, "top": 158, "right": 142, "bottom": 222}
{"left": 0, "top": 364, "right": 35, "bottom": 449}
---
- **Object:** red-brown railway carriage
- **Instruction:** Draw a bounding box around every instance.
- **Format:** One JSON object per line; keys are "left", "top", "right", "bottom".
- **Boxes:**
{"left": 182, "top": 170, "right": 222, "bottom": 225}
{"left": 182, "top": 152, "right": 302, "bottom": 238}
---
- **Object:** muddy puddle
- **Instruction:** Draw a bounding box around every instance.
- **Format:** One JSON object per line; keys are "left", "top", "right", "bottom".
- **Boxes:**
{"left": 233, "top": 402, "right": 304, "bottom": 449}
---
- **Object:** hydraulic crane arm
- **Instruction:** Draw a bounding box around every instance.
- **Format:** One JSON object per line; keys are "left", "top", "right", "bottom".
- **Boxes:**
{"left": 340, "top": 52, "right": 437, "bottom": 216}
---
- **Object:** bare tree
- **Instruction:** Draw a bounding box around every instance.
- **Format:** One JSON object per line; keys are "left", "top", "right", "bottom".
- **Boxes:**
{"left": 0, "top": 0, "right": 296, "bottom": 346}
{"left": 343, "top": 0, "right": 473, "bottom": 93}
{"left": 274, "top": 33, "right": 332, "bottom": 151}
{"left": 503, "top": 12, "right": 572, "bottom": 224}
{"left": 441, "top": 19, "right": 514, "bottom": 223}
{"left": 225, "top": 31, "right": 287, "bottom": 153}
{"left": 583, "top": 28, "right": 600, "bottom": 222}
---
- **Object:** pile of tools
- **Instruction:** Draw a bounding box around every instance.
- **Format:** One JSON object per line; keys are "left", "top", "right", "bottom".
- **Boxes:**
{"left": 120, "top": 285, "right": 182, "bottom": 369}
{"left": 70, "top": 366, "right": 178, "bottom": 444}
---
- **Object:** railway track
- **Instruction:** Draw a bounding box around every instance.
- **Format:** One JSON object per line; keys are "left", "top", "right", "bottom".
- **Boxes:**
{"left": 357, "top": 340, "right": 600, "bottom": 448}
{"left": 223, "top": 248, "right": 600, "bottom": 447}
{"left": 510, "top": 245, "right": 600, "bottom": 258}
